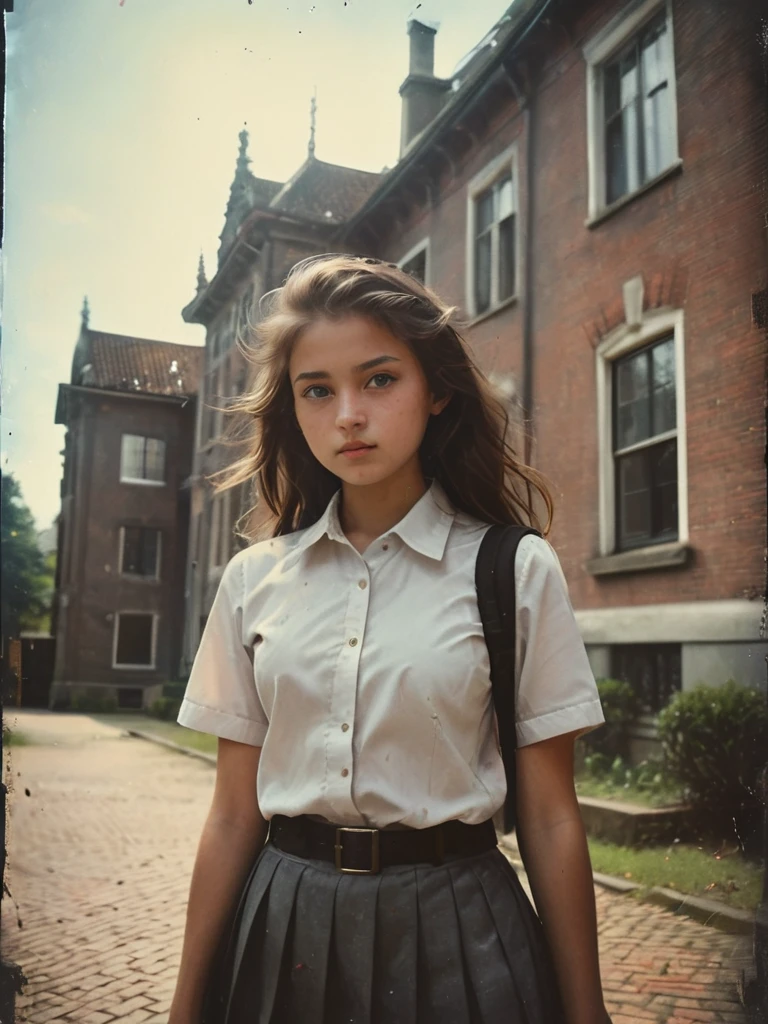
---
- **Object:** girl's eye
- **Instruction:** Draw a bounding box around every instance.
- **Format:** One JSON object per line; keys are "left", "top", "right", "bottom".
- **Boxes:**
{"left": 367, "top": 372, "right": 396, "bottom": 390}
{"left": 303, "top": 385, "right": 330, "bottom": 399}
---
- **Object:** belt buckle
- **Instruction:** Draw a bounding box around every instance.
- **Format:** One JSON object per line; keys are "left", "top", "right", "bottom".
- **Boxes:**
{"left": 334, "top": 827, "right": 380, "bottom": 875}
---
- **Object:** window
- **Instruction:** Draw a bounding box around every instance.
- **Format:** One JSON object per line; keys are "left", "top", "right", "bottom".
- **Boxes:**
{"left": 595, "top": 305, "right": 688, "bottom": 561}
{"left": 466, "top": 146, "right": 518, "bottom": 318}
{"left": 585, "top": 0, "right": 679, "bottom": 218}
{"left": 398, "top": 239, "right": 429, "bottom": 285}
{"left": 613, "top": 335, "right": 677, "bottom": 550}
{"left": 611, "top": 643, "right": 681, "bottom": 713}
{"left": 119, "top": 527, "right": 161, "bottom": 579}
{"left": 113, "top": 613, "right": 156, "bottom": 669}
{"left": 120, "top": 435, "right": 166, "bottom": 484}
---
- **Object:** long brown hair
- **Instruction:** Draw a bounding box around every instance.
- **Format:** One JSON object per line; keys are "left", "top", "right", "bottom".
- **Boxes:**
{"left": 216, "top": 254, "right": 553, "bottom": 539}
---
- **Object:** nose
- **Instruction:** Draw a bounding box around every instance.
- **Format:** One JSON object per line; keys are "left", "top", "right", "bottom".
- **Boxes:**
{"left": 335, "top": 389, "right": 367, "bottom": 433}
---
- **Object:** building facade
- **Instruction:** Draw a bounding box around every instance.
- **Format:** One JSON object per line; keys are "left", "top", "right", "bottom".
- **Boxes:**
{"left": 181, "top": 0, "right": 767, "bottom": 751}
{"left": 51, "top": 305, "right": 202, "bottom": 709}
{"left": 341, "top": 0, "right": 767, "bottom": 752}
{"left": 179, "top": 132, "right": 381, "bottom": 671}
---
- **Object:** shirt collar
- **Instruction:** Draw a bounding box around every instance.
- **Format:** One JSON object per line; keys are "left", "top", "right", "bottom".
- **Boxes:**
{"left": 296, "top": 480, "right": 455, "bottom": 561}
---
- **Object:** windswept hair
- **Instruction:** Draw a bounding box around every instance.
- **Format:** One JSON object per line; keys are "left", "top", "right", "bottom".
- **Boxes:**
{"left": 215, "top": 254, "right": 553, "bottom": 540}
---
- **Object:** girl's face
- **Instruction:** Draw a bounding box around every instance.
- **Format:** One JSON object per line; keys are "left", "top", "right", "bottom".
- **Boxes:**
{"left": 289, "top": 315, "right": 447, "bottom": 490}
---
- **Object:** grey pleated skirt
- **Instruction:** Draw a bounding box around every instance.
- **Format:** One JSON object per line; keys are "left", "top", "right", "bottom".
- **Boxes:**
{"left": 207, "top": 841, "right": 565, "bottom": 1024}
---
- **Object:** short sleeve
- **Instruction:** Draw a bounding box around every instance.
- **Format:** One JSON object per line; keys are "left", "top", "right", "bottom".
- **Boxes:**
{"left": 514, "top": 536, "right": 605, "bottom": 747}
{"left": 177, "top": 554, "right": 269, "bottom": 746}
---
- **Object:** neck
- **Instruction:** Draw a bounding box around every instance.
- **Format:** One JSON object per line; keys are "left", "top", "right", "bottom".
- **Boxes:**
{"left": 339, "top": 461, "right": 427, "bottom": 552}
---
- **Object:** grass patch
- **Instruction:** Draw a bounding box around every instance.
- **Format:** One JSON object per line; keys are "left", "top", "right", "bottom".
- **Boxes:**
{"left": 92, "top": 714, "right": 218, "bottom": 757}
{"left": 587, "top": 836, "right": 763, "bottom": 911}
{"left": 2, "top": 727, "right": 32, "bottom": 747}
{"left": 575, "top": 775, "right": 684, "bottom": 808}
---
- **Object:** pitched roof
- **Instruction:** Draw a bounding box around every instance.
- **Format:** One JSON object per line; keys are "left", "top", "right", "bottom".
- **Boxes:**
{"left": 81, "top": 330, "right": 203, "bottom": 398}
{"left": 269, "top": 157, "right": 382, "bottom": 225}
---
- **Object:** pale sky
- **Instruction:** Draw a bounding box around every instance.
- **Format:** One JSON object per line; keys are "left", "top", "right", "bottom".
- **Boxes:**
{"left": 2, "top": 0, "right": 512, "bottom": 530}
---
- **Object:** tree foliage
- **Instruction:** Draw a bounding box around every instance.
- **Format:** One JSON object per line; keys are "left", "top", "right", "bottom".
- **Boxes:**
{"left": 1, "top": 473, "right": 50, "bottom": 640}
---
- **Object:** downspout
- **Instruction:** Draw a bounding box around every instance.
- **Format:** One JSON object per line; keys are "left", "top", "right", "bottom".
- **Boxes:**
{"left": 522, "top": 92, "right": 537, "bottom": 467}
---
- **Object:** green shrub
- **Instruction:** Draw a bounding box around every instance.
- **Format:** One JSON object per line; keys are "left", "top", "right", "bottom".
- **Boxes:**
{"left": 657, "top": 681, "right": 768, "bottom": 836}
{"left": 580, "top": 678, "right": 639, "bottom": 759}
{"left": 162, "top": 681, "right": 187, "bottom": 700}
{"left": 581, "top": 751, "right": 680, "bottom": 805}
{"left": 70, "top": 692, "right": 119, "bottom": 713}
{"left": 148, "top": 696, "right": 182, "bottom": 721}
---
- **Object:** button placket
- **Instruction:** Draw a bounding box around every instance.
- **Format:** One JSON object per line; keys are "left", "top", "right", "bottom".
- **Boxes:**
{"left": 326, "top": 552, "right": 371, "bottom": 817}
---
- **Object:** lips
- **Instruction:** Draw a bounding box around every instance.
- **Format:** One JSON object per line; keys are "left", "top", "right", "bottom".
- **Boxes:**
{"left": 339, "top": 442, "right": 375, "bottom": 453}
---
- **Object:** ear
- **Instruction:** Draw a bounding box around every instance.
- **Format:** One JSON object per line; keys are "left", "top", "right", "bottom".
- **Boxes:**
{"left": 430, "top": 393, "right": 451, "bottom": 416}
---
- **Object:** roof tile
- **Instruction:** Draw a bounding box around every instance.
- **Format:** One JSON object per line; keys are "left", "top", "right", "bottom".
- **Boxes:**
{"left": 83, "top": 331, "right": 203, "bottom": 398}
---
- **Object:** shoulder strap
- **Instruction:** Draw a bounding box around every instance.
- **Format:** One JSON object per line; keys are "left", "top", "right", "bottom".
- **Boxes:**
{"left": 475, "top": 524, "right": 541, "bottom": 835}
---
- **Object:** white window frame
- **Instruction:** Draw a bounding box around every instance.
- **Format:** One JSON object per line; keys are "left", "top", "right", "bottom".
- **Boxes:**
{"left": 119, "top": 434, "right": 166, "bottom": 486}
{"left": 112, "top": 611, "right": 158, "bottom": 670}
{"left": 397, "top": 237, "right": 431, "bottom": 287}
{"left": 584, "top": 0, "right": 680, "bottom": 221}
{"left": 118, "top": 526, "right": 162, "bottom": 581}
{"left": 465, "top": 144, "right": 520, "bottom": 319}
{"left": 595, "top": 306, "right": 688, "bottom": 557}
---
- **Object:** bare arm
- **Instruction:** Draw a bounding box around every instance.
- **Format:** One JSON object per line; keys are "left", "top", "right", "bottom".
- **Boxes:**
{"left": 169, "top": 738, "right": 269, "bottom": 1024}
{"left": 515, "top": 732, "right": 610, "bottom": 1024}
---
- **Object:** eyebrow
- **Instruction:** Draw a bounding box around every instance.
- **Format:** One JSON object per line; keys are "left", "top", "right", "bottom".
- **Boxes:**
{"left": 292, "top": 354, "right": 401, "bottom": 384}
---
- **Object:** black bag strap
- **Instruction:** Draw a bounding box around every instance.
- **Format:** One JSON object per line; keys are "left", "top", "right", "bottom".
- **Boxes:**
{"left": 475, "top": 524, "right": 541, "bottom": 834}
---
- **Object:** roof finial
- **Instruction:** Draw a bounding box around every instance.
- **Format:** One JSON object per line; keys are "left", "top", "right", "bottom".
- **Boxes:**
{"left": 308, "top": 90, "right": 317, "bottom": 159}
{"left": 196, "top": 252, "right": 208, "bottom": 295}
{"left": 236, "top": 126, "right": 250, "bottom": 177}
{"left": 81, "top": 296, "right": 90, "bottom": 328}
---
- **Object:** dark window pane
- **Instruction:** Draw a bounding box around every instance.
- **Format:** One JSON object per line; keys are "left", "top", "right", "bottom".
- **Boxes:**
{"left": 476, "top": 190, "right": 495, "bottom": 232}
{"left": 474, "top": 232, "right": 492, "bottom": 313}
{"left": 617, "top": 450, "right": 651, "bottom": 547}
{"left": 651, "top": 438, "right": 678, "bottom": 539}
{"left": 605, "top": 115, "right": 627, "bottom": 204}
{"left": 122, "top": 528, "right": 159, "bottom": 577}
{"left": 141, "top": 530, "right": 159, "bottom": 576}
{"left": 651, "top": 338, "right": 676, "bottom": 434}
{"left": 611, "top": 643, "right": 681, "bottom": 713}
{"left": 604, "top": 62, "right": 622, "bottom": 119}
{"left": 498, "top": 215, "right": 515, "bottom": 300}
{"left": 145, "top": 439, "right": 165, "bottom": 481}
{"left": 615, "top": 352, "right": 650, "bottom": 449}
{"left": 116, "top": 614, "right": 153, "bottom": 665}
{"left": 402, "top": 248, "right": 427, "bottom": 283}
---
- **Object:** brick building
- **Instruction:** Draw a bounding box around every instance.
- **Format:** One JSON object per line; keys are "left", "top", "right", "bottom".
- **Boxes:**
{"left": 51, "top": 303, "right": 203, "bottom": 709}
{"left": 179, "top": 131, "right": 381, "bottom": 670}
{"left": 182, "top": 0, "right": 766, "bottom": 749}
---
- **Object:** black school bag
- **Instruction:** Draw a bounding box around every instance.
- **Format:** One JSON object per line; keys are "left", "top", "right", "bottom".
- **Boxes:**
{"left": 475, "top": 523, "right": 542, "bottom": 836}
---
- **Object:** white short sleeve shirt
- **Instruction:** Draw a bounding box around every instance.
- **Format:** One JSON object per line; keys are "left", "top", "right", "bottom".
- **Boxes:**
{"left": 178, "top": 481, "right": 604, "bottom": 828}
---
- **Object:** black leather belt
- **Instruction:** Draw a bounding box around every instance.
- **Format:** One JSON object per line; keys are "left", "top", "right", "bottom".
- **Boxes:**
{"left": 268, "top": 814, "right": 497, "bottom": 875}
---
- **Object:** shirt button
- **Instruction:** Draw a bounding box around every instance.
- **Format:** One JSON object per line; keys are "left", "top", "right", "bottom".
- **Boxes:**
{"left": 341, "top": 768, "right": 349, "bottom": 778}
{"left": 358, "top": 579, "right": 367, "bottom": 589}
{"left": 341, "top": 723, "right": 350, "bottom": 732}
{"left": 348, "top": 637, "right": 358, "bottom": 647}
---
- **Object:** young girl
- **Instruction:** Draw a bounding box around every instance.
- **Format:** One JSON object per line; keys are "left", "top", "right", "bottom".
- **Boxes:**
{"left": 170, "top": 254, "right": 611, "bottom": 1024}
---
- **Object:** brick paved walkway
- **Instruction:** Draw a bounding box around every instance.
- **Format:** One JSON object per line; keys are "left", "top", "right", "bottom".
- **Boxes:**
{"left": 4, "top": 711, "right": 753, "bottom": 1023}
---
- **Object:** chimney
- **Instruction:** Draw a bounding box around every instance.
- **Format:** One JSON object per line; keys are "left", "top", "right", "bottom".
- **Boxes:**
{"left": 399, "top": 19, "right": 451, "bottom": 155}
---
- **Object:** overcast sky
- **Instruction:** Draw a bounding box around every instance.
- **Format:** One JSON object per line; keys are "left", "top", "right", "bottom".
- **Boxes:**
{"left": 2, "top": 0, "right": 512, "bottom": 530}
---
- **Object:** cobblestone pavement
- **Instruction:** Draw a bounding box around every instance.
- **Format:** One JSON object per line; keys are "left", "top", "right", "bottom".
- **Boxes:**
{"left": 4, "top": 711, "right": 754, "bottom": 1024}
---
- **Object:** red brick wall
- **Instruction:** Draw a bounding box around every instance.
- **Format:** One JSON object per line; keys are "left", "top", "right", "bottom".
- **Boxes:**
{"left": 350, "top": 0, "right": 766, "bottom": 609}
{"left": 60, "top": 393, "right": 194, "bottom": 685}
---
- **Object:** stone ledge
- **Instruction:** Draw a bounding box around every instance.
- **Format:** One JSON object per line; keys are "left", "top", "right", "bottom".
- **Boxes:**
{"left": 587, "top": 542, "right": 692, "bottom": 577}
{"left": 577, "top": 793, "right": 694, "bottom": 846}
